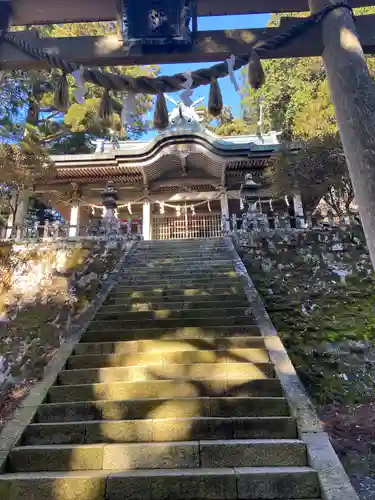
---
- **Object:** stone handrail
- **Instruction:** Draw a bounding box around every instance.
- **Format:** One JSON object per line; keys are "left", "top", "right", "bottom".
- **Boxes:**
{"left": 227, "top": 212, "right": 360, "bottom": 234}
{"left": 0, "top": 220, "right": 143, "bottom": 242}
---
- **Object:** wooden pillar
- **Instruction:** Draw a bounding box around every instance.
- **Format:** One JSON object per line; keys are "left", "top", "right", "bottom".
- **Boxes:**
{"left": 309, "top": 0, "right": 375, "bottom": 269}
{"left": 142, "top": 201, "right": 151, "bottom": 240}
{"left": 293, "top": 194, "right": 305, "bottom": 228}
{"left": 68, "top": 203, "right": 80, "bottom": 238}
{"left": 220, "top": 191, "right": 230, "bottom": 232}
{"left": 6, "top": 190, "right": 29, "bottom": 239}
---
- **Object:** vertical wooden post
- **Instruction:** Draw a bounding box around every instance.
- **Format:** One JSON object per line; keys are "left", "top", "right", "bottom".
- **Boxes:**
{"left": 142, "top": 201, "right": 151, "bottom": 240}
{"left": 220, "top": 190, "right": 230, "bottom": 232}
{"left": 309, "top": 0, "right": 375, "bottom": 269}
{"left": 69, "top": 203, "right": 80, "bottom": 238}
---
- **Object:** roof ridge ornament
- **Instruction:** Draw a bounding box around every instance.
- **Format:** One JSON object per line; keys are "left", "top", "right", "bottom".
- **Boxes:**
{"left": 165, "top": 94, "right": 204, "bottom": 128}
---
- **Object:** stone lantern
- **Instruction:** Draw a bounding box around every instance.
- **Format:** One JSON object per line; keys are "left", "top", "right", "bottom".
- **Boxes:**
{"left": 240, "top": 173, "right": 261, "bottom": 200}
{"left": 101, "top": 181, "right": 119, "bottom": 236}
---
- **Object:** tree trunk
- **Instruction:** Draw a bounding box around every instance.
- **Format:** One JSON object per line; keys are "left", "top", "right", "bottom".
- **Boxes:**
{"left": 309, "top": 0, "right": 375, "bottom": 270}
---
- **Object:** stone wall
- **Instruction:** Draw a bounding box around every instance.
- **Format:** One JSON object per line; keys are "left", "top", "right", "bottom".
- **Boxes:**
{"left": 0, "top": 238, "right": 126, "bottom": 424}
{"left": 235, "top": 226, "right": 375, "bottom": 406}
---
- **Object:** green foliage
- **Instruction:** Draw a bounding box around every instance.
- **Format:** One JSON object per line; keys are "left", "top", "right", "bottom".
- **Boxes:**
{"left": 241, "top": 228, "right": 375, "bottom": 406}
{"left": 0, "top": 140, "right": 53, "bottom": 188}
{"left": 0, "top": 22, "right": 159, "bottom": 152}
{"left": 196, "top": 104, "right": 258, "bottom": 136}
{"left": 240, "top": 8, "right": 375, "bottom": 212}
{"left": 267, "top": 136, "right": 354, "bottom": 213}
{"left": 242, "top": 8, "right": 375, "bottom": 140}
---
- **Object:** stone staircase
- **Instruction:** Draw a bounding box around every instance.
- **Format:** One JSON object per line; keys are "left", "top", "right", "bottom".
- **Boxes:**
{"left": 1, "top": 238, "right": 322, "bottom": 499}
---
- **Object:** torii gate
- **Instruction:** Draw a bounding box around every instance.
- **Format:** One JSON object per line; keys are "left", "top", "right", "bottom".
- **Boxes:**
{"left": 1, "top": 0, "right": 375, "bottom": 268}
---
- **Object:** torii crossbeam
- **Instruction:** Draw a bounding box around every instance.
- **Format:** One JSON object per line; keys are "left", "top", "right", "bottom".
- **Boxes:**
{"left": 1, "top": 1, "right": 375, "bottom": 68}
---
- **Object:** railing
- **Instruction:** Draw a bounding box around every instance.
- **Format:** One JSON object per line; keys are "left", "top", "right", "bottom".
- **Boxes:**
{"left": 0, "top": 212, "right": 361, "bottom": 243}
{"left": 225, "top": 212, "right": 361, "bottom": 240}
{"left": 0, "top": 220, "right": 143, "bottom": 242}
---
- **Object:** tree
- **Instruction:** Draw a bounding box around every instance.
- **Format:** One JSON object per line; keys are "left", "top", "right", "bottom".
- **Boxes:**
{"left": 0, "top": 22, "right": 160, "bottom": 228}
{"left": 0, "top": 139, "right": 54, "bottom": 234}
{"left": 195, "top": 104, "right": 257, "bottom": 136}
{"left": 268, "top": 136, "right": 354, "bottom": 214}
{"left": 240, "top": 8, "right": 375, "bottom": 215}
{"left": 0, "top": 23, "right": 159, "bottom": 153}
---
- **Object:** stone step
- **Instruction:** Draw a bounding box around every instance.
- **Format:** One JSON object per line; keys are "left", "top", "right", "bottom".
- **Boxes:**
{"left": 8, "top": 439, "right": 308, "bottom": 473}
{"left": 127, "top": 259, "right": 231, "bottom": 267}
{"left": 136, "top": 249, "right": 229, "bottom": 254}
{"left": 94, "top": 306, "right": 252, "bottom": 322}
{"left": 47, "top": 378, "right": 280, "bottom": 403}
{"left": 134, "top": 243, "right": 227, "bottom": 249}
{"left": 117, "top": 268, "right": 239, "bottom": 288}
{"left": 127, "top": 262, "right": 234, "bottom": 271}
{"left": 59, "top": 362, "right": 276, "bottom": 385}
{"left": 67, "top": 348, "right": 270, "bottom": 370}
{"left": 114, "top": 278, "right": 242, "bottom": 290}
{"left": 138, "top": 239, "right": 224, "bottom": 246}
{"left": 135, "top": 248, "right": 229, "bottom": 254}
{"left": 81, "top": 326, "right": 262, "bottom": 343}
{"left": 0, "top": 467, "right": 320, "bottom": 499}
{"left": 98, "top": 299, "right": 250, "bottom": 313}
{"left": 124, "top": 270, "right": 235, "bottom": 278}
{"left": 139, "top": 236, "right": 226, "bottom": 245}
{"left": 128, "top": 252, "right": 231, "bottom": 261}
{"left": 118, "top": 277, "right": 241, "bottom": 286}
{"left": 105, "top": 289, "right": 246, "bottom": 302}
{"left": 135, "top": 243, "right": 226, "bottom": 249}
{"left": 22, "top": 417, "right": 298, "bottom": 445}
{"left": 120, "top": 269, "right": 237, "bottom": 278}
{"left": 74, "top": 336, "right": 266, "bottom": 356}
{"left": 135, "top": 249, "right": 229, "bottom": 254}
{"left": 36, "top": 397, "right": 291, "bottom": 423}
{"left": 85, "top": 316, "right": 255, "bottom": 332}
{"left": 111, "top": 284, "right": 244, "bottom": 295}
{"left": 127, "top": 258, "right": 234, "bottom": 267}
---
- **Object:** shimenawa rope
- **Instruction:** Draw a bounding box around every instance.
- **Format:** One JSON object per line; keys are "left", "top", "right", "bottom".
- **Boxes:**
{"left": 1, "top": 2, "right": 354, "bottom": 95}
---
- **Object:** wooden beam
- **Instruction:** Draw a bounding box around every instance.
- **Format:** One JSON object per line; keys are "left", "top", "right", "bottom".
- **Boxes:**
{"left": 2, "top": 15, "right": 375, "bottom": 70}
{"left": 10, "top": 0, "right": 375, "bottom": 26}
{"left": 150, "top": 178, "right": 220, "bottom": 190}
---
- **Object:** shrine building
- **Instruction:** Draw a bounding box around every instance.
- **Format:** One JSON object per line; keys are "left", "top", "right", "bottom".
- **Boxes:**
{"left": 35, "top": 104, "right": 302, "bottom": 240}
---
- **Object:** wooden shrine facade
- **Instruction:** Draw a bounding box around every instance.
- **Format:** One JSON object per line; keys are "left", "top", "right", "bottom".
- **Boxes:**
{"left": 34, "top": 124, "right": 291, "bottom": 240}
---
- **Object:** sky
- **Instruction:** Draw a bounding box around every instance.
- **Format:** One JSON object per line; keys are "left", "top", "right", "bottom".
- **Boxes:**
{"left": 144, "top": 13, "right": 270, "bottom": 139}
{"left": 161, "top": 14, "right": 270, "bottom": 116}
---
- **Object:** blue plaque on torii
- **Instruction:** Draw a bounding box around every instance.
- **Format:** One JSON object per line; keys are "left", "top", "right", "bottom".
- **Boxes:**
{"left": 123, "top": 0, "right": 197, "bottom": 46}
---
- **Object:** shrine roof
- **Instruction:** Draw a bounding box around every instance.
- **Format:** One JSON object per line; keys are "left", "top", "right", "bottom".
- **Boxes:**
{"left": 50, "top": 128, "right": 281, "bottom": 165}
{"left": 46, "top": 126, "right": 285, "bottom": 188}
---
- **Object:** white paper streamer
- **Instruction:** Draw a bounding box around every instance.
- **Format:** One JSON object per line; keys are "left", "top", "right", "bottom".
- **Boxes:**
{"left": 284, "top": 195, "right": 290, "bottom": 207}
{"left": 72, "top": 66, "right": 86, "bottom": 104}
{"left": 226, "top": 55, "right": 240, "bottom": 93}
{"left": 127, "top": 202, "right": 132, "bottom": 215}
{"left": 207, "top": 201, "right": 211, "bottom": 212}
{"left": 121, "top": 92, "right": 137, "bottom": 127}
{"left": 180, "top": 70, "right": 194, "bottom": 107}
